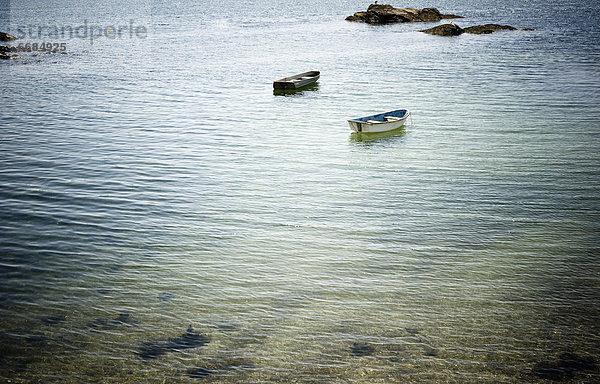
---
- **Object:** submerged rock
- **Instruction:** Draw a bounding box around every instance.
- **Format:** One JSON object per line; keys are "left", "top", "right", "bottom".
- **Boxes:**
{"left": 42, "top": 315, "right": 66, "bottom": 325}
{"left": 533, "top": 352, "right": 597, "bottom": 380}
{"left": 351, "top": 343, "right": 375, "bottom": 356}
{"left": 158, "top": 292, "right": 175, "bottom": 302}
{"left": 188, "top": 367, "right": 216, "bottom": 378}
{"left": 187, "top": 359, "right": 254, "bottom": 379}
{"left": 112, "top": 312, "right": 139, "bottom": 326}
{"left": 87, "top": 317, "right": 110, "bottom": 330}
{"left": 346, "top": 3, "right": 462, "bottom": 24}
{"left": 423, "top": 345, "right": 439, "bottom": 356}
{"left": 167, "top": 325, "right": 210, "bottom": 349}
{"left": 139, "top": 325, "right": 210, "bottom": 360}
{"left": 0, "top": 32, "right": 18, "bottom": 42}
{"left": 405, "top": 327, "right": 422, "bottom": 335}
{"left": 87, "top": 313, "right": 139, "bottom": 330}
{"left": 138, "top": 339, "right": 167, "bottom": 360}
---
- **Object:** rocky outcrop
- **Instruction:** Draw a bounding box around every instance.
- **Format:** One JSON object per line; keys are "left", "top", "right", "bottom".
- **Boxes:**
{"left": 421, "top": 23, "right": 464, "bottom": 36}
{"left": 0, "top": 31, "right": 18, "bottom": 42}
{"left": 1, "top": 43, "right": 72, "bottom": 61}
{"left": 0, "top": 52, "right": 22, "bottom": 60}
{"left": 0, "top": 45, "right": 17, "bottom": 53}
{"left": 421, "top": 23, "right": 533, "bottom": 36}
{"left": 463, "top": 24, "right": 517, "bottom": 34}
{"left": 346, "top": 4, "right": 463, "bottom": 24}
{"left": 1, "top": 31, "right": 19, "bottom": 59}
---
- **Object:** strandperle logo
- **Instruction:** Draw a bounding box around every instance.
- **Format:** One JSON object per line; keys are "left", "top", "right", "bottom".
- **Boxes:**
{"left": 12, "top": 20, "right": 148, "bottom": 43}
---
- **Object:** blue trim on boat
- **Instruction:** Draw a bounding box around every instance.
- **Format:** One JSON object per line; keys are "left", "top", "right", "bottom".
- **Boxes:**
{"left": 349, "top": 109, "right": 408, "bottom": 122}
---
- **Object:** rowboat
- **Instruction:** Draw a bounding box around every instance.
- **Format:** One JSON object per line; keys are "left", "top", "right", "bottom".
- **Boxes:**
{"left": 273, "top": 71, "right": 320, "bottom": 90}
{"left": 347, "top": 109, "right": 410, "bottom": 133}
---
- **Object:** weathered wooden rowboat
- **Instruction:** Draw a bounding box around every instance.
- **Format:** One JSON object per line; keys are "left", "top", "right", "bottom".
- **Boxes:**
{"left": 273, "top": 71, "right": 320, "bottom": 90}
{"left": 347, "top": 109, "right": 410, "bottom": 133}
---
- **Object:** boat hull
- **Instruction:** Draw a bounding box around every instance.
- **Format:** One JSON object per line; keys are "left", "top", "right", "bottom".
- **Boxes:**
{"left": 273, "top": 71, "right": 320, "bottom": 90}
{"left": 347, "top": 109, "right": 410, "bottom": 133}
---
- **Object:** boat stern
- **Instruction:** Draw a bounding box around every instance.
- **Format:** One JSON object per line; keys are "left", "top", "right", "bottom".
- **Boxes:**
{"left": 347, "top": 120, "right": 362, "bottom": 132}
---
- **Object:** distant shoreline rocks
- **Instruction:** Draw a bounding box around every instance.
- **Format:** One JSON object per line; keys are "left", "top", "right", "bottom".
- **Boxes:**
{"left": 346, "top": 3, "right": 463, "bottom": 24}
{"left": 421, "top": 23, "right": 535, "bottom": 36}
{"left": 0, "top": 31, "right": 18, "bottom": 42}
{"left": 1, "top": 31, "right": 72, "bottom": 61}
{"left": 0, "top": 51, "right": 22, "bottom": 60}
{"left": 1, "top": 32, "right": 18, "bottom": 60}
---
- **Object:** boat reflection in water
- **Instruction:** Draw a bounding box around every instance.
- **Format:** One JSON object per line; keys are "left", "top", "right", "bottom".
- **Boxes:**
{"left": 349, "top": 126, "right": 407, "bottom": 144}
{"left": 273, "top": 83, "right": 319, "bottom": 96}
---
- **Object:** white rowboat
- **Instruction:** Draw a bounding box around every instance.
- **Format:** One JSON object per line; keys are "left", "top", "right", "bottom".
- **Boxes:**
{"left": 347, "top": 109, "right": 410, "bottom": 133}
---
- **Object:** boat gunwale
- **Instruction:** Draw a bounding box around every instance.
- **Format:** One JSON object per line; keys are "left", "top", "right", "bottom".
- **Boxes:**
{"left": 347, "top": 109, "right": 410, "bottom": 124}
{"left": 273, "top": 71, "right": 321, "bottom": 84}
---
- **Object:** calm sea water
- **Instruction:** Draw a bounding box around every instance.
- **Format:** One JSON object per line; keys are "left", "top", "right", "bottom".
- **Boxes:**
{"left": 1, "top": 0, "right": 599, "bottom": 382}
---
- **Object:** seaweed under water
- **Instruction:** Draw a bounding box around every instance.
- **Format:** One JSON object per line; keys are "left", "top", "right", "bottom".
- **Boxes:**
{"left": 532, "top": 352, "right": 597, "bottom": 380}
{"left": 139, "top": 325, "right": 211, "bottom": 360}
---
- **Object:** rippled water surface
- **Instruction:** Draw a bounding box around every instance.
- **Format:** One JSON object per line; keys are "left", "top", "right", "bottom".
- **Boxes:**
{"left": 1, "top": 0, "right": 600, "bottom": 382}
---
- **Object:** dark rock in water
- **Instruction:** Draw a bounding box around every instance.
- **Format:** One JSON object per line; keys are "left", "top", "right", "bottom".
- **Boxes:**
{"left": 89, "top": 318, "right": 109, "bottom": 327}
{"left": 87, "top": 317, "right": 110, "bottom": 330}
{"left": 166, "top": 325, "right": 210, "bottom": 350}
{"left": 188, "top": 367, "right": 216, "bottom": 378}
{"left": 557, "top": 352, "right": 597, "bottom": 371}
{"left": 25, "top": 334, "right": 48, "bottom": 345}
{"left": 158, "top": 292, "right": 175, "bottom": 302}
{"left": 423, "top": 345, "right": 439, "bottom": 356}
{"left": 0, "top": 45, "right": 17, "bottom": 53}
{"left": 139, "top": 339, "right": 167, "bottom": 360}
{"left": 112, "top": 313, "right": 139, "bottom": 326}
{"left": 346, "top": 4, "right": 462, "bottom": 24}
{"left": 422, "top": 23, "right": 531, "bottom": 36}
{"left": 188, "top": 359, "right": 254, "bottom": 379}
{"left": 463, "top": 24, "right": 517, "bottom": 34}
{"left": 421, "top": 23, "right": 464, "bottom": 36}
{"left": 0, "top": 332, "right": 46, "bottom": 372}
{"left": 139, "top": 325, "right": 210, "bottom": 360}
{"left": 42, "top": 315, "right": 66, "bottom": 325}
{"left": 96, "top": 288, "right": 111, "bottom": 295}
{"left": 405, "top": 327, "right": 421, "bottom": 335}
{"left": 351, "top": 343, "right": 375, "bottom": 356}
{"left": 532, "top": 352, "right": 597, "bottom": 380}
{"left": 532, "top": 365, "right": 573, "bottom": 380}
{"left": 114, "top": 313, "right": 132, "bottom": 324}
{"left": 0, "top": 32, "right": 18, "bottom": 42}
{"left": 87, "top": 313, "right": 138, "bottom": 330}
{"left": 0, "top": 332, "right": 48, "bottom": 348}
{"left": 140, "top": 342, "right": 167, "bottom": 359}
{"left": 0, "top": 52, "right": 22, "bottom": 60}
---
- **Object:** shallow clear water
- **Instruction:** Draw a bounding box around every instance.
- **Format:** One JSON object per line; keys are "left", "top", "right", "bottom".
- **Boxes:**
{"left": 1, "top": 0, "right": 600, "bottom": 382}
